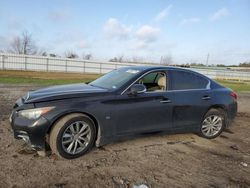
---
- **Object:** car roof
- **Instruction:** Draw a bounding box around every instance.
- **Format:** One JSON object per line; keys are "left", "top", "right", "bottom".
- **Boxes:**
{"left": 124, "top": 65, "right": 211, "bottom": 80}
{"left": 124, "top": 65, "right": 192, "bottom": 72}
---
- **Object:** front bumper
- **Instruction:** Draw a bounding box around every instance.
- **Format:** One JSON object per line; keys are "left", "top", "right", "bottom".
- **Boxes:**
{"left": 10, "top": 111, "right": 50, "bottom": 150}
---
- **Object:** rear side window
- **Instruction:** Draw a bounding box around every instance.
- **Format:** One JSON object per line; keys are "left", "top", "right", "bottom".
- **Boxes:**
{"left": 171, "top": 70, "right": 208, "bottom": 90}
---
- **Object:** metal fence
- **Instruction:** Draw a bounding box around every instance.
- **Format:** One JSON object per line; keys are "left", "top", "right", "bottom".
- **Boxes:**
{"left": 1, "top": 53, "right": 250, "bottom": 81}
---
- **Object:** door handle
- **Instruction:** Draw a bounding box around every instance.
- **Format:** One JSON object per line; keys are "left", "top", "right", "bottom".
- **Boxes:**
{"left": 202, "top": 96, "right": 211, "bottom": 100}
{"left": 160, "top": 99, "right": 171, "bottom": 103}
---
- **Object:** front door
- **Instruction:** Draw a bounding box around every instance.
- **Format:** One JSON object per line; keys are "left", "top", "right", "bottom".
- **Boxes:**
{"left": 114, "top": 71, "right": 173, "bottom": 135}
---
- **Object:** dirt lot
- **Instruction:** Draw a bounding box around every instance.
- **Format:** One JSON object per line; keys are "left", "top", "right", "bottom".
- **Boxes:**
{"left": 0, "top": 84, "right": 250, "bottom": 188}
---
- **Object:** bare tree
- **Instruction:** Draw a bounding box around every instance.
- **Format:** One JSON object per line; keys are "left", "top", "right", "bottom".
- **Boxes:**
{"left": 49, "top": 53, "right": 57, "bottom": 57}
{"left": 64, "top": 51, "right": 79, "bottom": 59}
{"left": 160, "top": 55, "right": 173, "bottom": 65}
{"left": 41, "top": 52, "right": 47, "bottom": 56}
{"left": 9, "top": 31, "right": 38, "bottom": 55}
{"left": 118, "top": 55, "right": 123, "bottom": 62}
{"left": 83, "top": 53, "right": 92, "bottom": 60}
{"left": 109, "top": 55, "right": 124, "bottom": 62}
{"left": 130, "top": 56, "right": 144, "bottom": 63}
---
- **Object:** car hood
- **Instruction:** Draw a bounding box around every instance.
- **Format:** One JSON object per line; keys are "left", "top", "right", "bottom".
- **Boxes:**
{"left": 24, "top": 83, "right": 108, "bottom": 103}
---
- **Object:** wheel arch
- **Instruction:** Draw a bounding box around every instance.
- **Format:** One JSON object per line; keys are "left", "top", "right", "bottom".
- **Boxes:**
{"left": 204, "top": 104, "right": 228, "bottom": 126}
{"left": 207, "top": 104, "right": 227, "bottom": 112}
{"left": 207, "top": 104, "right": 227, "bottom": 114}
{"left": 46, "top": 111, "right": 101, "bottom": 146}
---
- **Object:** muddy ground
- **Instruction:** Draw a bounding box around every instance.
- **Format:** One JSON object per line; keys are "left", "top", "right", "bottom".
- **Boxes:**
{"left": 0, "top": 84, "right": 249, "bottom": 188}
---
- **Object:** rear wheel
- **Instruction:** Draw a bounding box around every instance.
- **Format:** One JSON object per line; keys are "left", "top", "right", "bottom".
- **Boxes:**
{"left": 49, "top": 113, "right": 96, "bottom": 159}
{"left": 199, "top": 109, "right": 225, "bottom": 139}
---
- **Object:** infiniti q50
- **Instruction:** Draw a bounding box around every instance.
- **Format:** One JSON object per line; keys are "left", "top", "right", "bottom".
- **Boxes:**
{"left": 10, "top": 66, "right": 237, "bottom": 159}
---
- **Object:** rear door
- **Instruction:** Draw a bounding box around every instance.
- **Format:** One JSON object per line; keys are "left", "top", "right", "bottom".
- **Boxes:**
{"left": 169, "top": 70, "right": 212, "bottom": 130}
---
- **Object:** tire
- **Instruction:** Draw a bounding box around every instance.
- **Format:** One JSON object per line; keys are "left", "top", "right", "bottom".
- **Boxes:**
{"left": 49, "top": 113, "right": 96, "bottom": 159}
{"left": 199, "top": 108, "right": 226, "bottom": 139}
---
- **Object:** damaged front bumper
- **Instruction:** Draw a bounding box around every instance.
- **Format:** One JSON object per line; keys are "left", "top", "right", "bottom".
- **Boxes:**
{"left": 10, "top": 110, "right": 49, "bottom": 151}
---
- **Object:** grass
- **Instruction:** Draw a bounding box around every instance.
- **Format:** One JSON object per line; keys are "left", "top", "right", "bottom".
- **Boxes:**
{"left": 0, "top": 77, "right": 91, "bottom": 85}
{"left": 0, "top": 70, "right": 100, "bottom": 86}
{"left": 215, "top": 79, "right": 250, "bottom": 92}
{"left": 0, "top": 70, "right": 250, "bottom": 92}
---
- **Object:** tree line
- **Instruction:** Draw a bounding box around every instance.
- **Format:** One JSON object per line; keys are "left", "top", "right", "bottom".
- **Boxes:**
{"left": 1, "top": 31, "right": 93, "bottom": 60}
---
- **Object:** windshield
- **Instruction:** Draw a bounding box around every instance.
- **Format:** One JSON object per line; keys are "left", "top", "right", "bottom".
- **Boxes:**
{"left": 89, "top": 68, "right": 141, "bottom": 90}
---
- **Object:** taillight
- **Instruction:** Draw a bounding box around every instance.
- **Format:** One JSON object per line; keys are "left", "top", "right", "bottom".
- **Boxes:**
{"left": 230, "top": 91, "right": 237, "bottom": 100}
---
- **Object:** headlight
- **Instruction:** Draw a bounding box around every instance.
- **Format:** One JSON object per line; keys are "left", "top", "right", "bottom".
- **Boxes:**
{"left": 18, "top": 107, "right": 55, "bottom": 120}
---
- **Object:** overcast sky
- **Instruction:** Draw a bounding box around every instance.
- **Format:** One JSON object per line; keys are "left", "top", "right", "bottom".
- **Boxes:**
{"left": 0, "top": 0, "right": 249, "bottom": 65}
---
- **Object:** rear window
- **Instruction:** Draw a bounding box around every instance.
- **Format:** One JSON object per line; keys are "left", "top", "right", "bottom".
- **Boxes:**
{"left": 171, "top": 70, "right": 208, "bottom": 90}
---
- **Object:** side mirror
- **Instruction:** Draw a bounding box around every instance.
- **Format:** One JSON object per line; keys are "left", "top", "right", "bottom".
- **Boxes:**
{"left": 129, "top": 84, "right": 146, "bottom": 95}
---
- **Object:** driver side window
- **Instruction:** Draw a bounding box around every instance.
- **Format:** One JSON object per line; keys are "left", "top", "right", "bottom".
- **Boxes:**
{"left": 138, "top": 71, "right": 167, "bottom": 92}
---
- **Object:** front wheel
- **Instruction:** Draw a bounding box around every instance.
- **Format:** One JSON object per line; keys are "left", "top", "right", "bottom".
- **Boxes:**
{"left": 199, "top": 109, "right": 225, "bottom": 139}
{"left": 49, "top": 113, "right": 96, "bottom": 159}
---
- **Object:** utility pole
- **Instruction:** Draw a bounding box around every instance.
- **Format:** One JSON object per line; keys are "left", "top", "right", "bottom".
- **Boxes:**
{"left": 206, "top": 53, "right": 210, "bottom": 67}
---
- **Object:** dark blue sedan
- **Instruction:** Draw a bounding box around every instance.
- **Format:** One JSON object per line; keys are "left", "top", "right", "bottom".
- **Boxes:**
{"left": 10, "top": 66, "right": 237, "bottom": 159}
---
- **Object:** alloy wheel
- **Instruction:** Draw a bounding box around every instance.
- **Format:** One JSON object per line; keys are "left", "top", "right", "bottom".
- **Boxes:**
{"left": 61, "top": 121, "right": 91, "bottom": 155}
{"left": 201, "top": 115, "right": 223, "bottom": 137}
